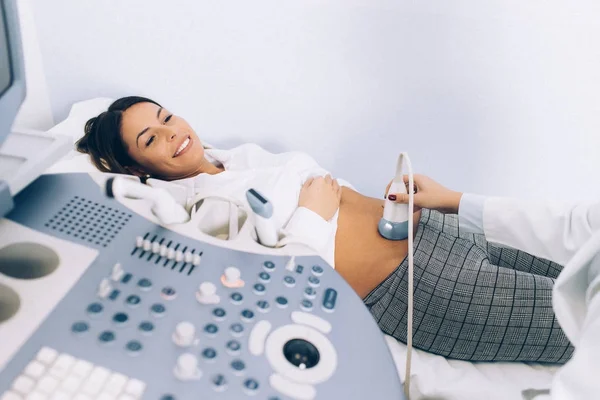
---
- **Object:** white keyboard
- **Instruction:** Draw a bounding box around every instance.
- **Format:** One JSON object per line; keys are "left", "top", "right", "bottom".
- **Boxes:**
{"left": 1, "top": 347, "right": 146, "bottom": 400}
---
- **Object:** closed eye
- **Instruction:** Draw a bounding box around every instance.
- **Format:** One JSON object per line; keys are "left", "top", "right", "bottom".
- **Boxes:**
{"left": 164, "top": 114, "right": 173, "bottom": 123}
{"left": 146, "top": 136, "right": 155, "bottom": 147}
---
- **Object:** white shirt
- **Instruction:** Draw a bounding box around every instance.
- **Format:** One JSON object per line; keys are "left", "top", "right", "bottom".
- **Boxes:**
{"left": 174, "top": 143, "right": 353, "bottom": 268}
{"left": 458, "top": 194, "right": 600, "bottom": 400}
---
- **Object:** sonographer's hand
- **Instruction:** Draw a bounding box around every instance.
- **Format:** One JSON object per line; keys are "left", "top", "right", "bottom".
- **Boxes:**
{"left": 299, "top": 174, "right": 342, "bottom": 221}
{"left": 385, "top": 174, "right": 462, "bottom": 214}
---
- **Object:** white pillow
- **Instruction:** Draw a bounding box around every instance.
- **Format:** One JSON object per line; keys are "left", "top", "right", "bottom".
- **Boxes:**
{"left": 48, "top": 97, "right": 114, "bottom": 145}
{"left": 45, "top": 98, "right": 114, "bottom": 174}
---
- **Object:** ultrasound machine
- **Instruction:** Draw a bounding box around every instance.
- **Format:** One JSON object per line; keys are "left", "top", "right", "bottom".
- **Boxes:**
{"left": 0, "top": 1, "right": 404, "bottom": 399}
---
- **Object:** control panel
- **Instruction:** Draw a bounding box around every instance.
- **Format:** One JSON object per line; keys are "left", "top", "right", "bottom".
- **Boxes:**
{"left": 0, "top": 173, "right": 404, "bottom": 399}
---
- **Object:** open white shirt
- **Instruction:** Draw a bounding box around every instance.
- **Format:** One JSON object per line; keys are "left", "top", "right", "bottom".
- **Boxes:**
{"left": 173, "top": 143, "right": 354, "bottom": 268}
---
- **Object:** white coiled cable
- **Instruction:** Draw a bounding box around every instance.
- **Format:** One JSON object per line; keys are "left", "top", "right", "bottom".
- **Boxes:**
{"left": 404, "top": 155, "right": 415, "bottom": 400}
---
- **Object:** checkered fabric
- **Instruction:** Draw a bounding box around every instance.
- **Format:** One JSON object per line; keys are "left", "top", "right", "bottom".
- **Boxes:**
{"left": 364, "top": 209, "right": 573, "bottom": 363}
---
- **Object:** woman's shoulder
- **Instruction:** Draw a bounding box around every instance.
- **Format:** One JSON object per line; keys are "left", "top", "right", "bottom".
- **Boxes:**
{"left": 215, "top": 142, "right": 325, "bottom": 172}
{"left": 229, "top": 143, "right": 304, "bottom": 164}
{"left": 232, "top": 142, "right": 272, "bottom": 155}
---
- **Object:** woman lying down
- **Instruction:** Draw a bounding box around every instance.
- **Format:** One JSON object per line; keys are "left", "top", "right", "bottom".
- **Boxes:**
{"left": 77, "top": 96, "right": 572, "bottom": 364}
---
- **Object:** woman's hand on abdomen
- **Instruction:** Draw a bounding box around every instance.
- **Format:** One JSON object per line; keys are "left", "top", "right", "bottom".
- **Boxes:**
{"left": 298, "top": 175, "right": 342, "bottom": 220}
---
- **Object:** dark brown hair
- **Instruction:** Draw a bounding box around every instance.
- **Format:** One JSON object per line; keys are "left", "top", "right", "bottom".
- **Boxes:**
{"left": 76, "top": 96, "right": 161, "bottom": 173}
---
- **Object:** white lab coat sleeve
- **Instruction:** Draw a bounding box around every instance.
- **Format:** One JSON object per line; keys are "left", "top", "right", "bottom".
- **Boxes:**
{"left": 552, "top": 266, "right": 600, "bottom": 400}
{"left": 483, "top": 198, "right": 600, "bottom": 265}
{"left": 458, "top": 193, "right": 486, "bottom": 234}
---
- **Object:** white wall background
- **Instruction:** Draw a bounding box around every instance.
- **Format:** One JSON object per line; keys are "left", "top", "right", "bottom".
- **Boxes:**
{"left": 26, "top": 0, "right": 600, "bottom": 201}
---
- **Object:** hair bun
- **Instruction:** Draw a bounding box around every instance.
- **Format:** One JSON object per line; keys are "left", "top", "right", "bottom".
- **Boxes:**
{"left": 75, "top": 136, "right": 88, "bottom": 153}
{"left": 75, "top": 116, "right": 99, "bottom": 153}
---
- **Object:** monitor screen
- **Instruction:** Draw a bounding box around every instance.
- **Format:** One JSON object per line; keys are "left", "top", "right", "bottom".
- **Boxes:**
{"left": 0, "top": 2, "right": 12, "bottom": 97}
{"left": 0, "top": 0, "right": 25, "bottom": 148}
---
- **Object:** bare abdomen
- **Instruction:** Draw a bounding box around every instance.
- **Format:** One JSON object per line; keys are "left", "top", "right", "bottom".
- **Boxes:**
{"left": 335, "top": 187, "right": 420, "bottom": 298}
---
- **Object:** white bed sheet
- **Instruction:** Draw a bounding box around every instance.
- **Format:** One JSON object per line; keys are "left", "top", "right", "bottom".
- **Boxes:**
{"left": 385, "top": 335, "right": 557, "bottom": 400}
{"left": 44, "top": 98, "right": 559, "bottom": 400}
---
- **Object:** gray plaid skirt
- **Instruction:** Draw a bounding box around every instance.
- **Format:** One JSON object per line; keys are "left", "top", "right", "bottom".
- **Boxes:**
{"left": 364, "top": 209, "right": 573, "bottom": 364}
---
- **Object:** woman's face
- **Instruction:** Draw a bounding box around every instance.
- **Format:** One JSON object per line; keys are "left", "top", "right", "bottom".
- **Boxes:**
{"left": 120, "top": 102, "right": 205, "bottom": 180}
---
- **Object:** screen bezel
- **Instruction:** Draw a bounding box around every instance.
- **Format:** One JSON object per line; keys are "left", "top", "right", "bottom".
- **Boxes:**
{"left": 0, "top": 1, "right": 14, "bottom": 97}
{"left": 0, "top": 0, "right": 26, "bottom": 148}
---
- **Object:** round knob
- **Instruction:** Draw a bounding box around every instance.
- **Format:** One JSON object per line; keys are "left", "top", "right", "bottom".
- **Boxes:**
{"left": 167, "top": 248, "right": 175, "bottom": 260}
{"left": 173, "top": 321, "right": 196, "bottom": 347}
{"left": 135, "top": 236, "right": 144, "bottom": 248}
{"left": 196, "top": 282, "right": 219, "bottom": 305}
{"left": 152, "top": 242, "right": 160, "bottom": 253}
{"left": 224, "top": 267, "right": 241, "bottom": 283}
{"left": 175, "top": 353, "right": 199, "bottom": 380}
{"left": 199, "top": 282, "right": 216, "bottom": 297}
{"left": 143, "top": 240, "right": 151, "bottom": 251}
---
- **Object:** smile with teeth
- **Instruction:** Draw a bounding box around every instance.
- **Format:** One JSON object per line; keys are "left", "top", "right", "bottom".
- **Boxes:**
{"left": 174, "top": 137, "right": 191, "bottom": 157}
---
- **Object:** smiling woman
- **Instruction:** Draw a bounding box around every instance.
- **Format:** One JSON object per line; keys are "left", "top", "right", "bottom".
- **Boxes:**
{"left": 75, "top": 96, "right": 573, "bottom": 365}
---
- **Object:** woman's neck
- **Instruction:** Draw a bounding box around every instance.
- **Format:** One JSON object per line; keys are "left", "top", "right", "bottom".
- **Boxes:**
{"left": 185, "top": 157, "right": 224, "bottom": 178}
{"left": 201, "top": 162, "right": 225, "bottom": 175}
{"left": 156, "top": 157, "right": 224, "bottom": 181}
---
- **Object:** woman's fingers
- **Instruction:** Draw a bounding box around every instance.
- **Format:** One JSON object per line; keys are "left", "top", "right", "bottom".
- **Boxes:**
{"left": 402, "top": 175, "right": 419, "bottom": 193}
{"left": 402, "top": 174, "right": 419, "bottom": 183}
{"left": 306, "top": 175, "right": 342, "bottom": 200}
{"left": 385, "top": 179, "right": 416, "bottom": 200}
{"left": 385, "top": 181, "right": 392, "bottom": 199}
{"left": 303, "top": 177, "right": 315, "bottom": 189}
{"left": 389, "top": 191, "right": 422, "bottom": 204}
{"left": 394, "top": 193, "right": 410, "bottom": 203}
{"left": 333, "top": 179, "right": 342, "bottom": 198}
{"left": 406, "top": 182, "right": 418, "bottom": 194}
